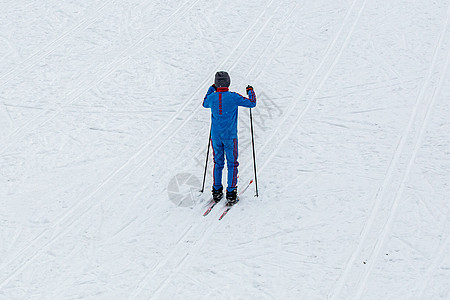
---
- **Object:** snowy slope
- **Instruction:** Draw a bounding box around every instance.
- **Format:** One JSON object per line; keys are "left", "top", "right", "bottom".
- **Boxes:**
{"left": 1, "top": 0, "right": 450, "bottom": 299}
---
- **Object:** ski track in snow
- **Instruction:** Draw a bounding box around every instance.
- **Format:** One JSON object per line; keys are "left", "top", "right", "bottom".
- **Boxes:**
{"left": 0, "top": 0, "right": 201, "bottom": 155}
{"left": 0, "top": 0, "right": 204, "bottom": 285}
{"left": 330, "top": 2, "right": 450, "bottom": 298}
{"left": 353, "top": 3, "right": 450, "bottom": 298}
{"left": 0, "top": 0, "right": 116, "bottom": 86}
{"left": 258, "top": 0, "right": 368, "bottom": 173}
{"left": 1, "top": 0, "right": 450, "bottom": 299}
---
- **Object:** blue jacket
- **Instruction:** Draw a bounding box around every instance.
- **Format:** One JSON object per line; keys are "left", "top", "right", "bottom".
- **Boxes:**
{"left": 203, "top": 86, "right": 256, "bottom": 141}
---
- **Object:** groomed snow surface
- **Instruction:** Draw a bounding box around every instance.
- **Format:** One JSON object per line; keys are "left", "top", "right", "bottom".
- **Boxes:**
{"left": 1, "top": 0, "right": 450, "bottom": 299}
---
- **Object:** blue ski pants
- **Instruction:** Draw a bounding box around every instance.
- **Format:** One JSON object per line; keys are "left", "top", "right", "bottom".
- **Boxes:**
{"left": 211, "top": 138, "right": 238, "bottom": 192}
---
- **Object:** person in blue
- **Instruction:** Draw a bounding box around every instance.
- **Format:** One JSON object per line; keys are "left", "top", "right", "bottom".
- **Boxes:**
{"left": 203, "top": 71, "right": 257, "bottom": 205}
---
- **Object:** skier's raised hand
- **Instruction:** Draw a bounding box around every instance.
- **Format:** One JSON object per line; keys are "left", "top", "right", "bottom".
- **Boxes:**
{"left": 246, "top": 85, "right": 254, "bottom": 94}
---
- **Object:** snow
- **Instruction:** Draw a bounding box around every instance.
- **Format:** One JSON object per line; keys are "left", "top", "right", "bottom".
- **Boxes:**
{"left": 1, "top": 0, "right": 450, "bottom": 298}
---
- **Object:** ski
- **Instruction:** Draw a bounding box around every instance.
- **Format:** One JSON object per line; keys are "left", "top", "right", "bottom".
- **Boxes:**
{"left": 218, "top": 199, "right": 240, "bottom": 220}
{"left": 203, "top": 199, "right": 218, "bottom": 216}
{"left": 218, "top": 179, "right": 253, "bottom": 220}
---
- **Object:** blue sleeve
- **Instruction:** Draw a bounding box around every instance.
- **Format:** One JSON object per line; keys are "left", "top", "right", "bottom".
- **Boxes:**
{"left": 203, "top": 86, "right": 216, "bottom": 108}
{"left": 233, "top": 90, "right": 256, "bottom": 108}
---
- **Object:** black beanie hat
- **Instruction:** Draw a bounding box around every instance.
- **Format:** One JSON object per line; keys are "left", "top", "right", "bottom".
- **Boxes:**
{"left": 214, "top": 71, "right": 230, "bottom": 88}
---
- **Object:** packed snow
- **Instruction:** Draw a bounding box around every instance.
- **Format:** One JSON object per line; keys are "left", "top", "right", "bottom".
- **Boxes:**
{"left": 1, "top": 0, "right": 450, "bottom": 299}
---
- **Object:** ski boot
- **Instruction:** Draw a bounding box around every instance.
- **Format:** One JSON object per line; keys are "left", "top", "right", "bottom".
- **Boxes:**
{"left": 226, "top": 189, "right": 238, "bottom": 206}
{"left": 212, "top": 186, "right": 223, "bottom": 203}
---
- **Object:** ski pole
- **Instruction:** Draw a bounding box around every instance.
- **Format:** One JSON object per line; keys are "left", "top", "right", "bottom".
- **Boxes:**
{"left": 200, "top": 129, "right": 211, "bottom": 193}
{"left": 249, "top": 108, "right": 259, "bottom": 197}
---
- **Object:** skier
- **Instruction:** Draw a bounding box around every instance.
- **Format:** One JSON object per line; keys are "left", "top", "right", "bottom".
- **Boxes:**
{"left": 203, "top": 71, "right": 257, "bottom": 205}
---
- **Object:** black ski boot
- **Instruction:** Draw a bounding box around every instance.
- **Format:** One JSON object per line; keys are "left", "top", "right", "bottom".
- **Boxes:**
{"left": 212, "top": 187, "right": 223, "bottom": 203}
{"left": 226, "top": 189, "right": 238, "bottom": 206}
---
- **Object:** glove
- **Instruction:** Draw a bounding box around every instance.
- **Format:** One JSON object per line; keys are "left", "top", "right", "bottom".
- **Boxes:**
{"left": 211, "top": 84, "right": 217, "bottom": 91}
{"left": 246, "top": 85, "right": 253, "bottom": 94}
